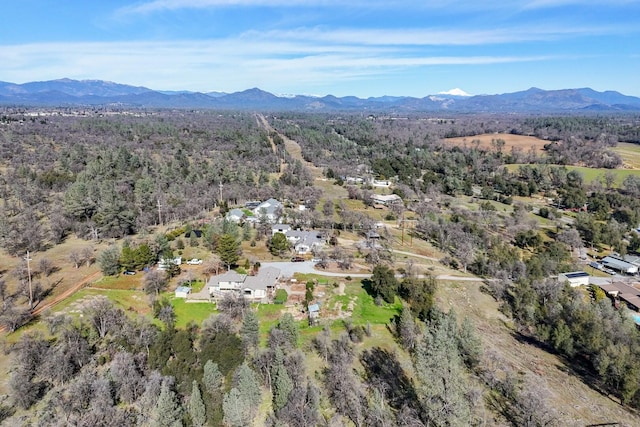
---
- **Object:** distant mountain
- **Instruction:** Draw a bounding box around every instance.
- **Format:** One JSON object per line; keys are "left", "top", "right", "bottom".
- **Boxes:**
{"left": 0, "top": 78, "right": 639, "bottom": 112}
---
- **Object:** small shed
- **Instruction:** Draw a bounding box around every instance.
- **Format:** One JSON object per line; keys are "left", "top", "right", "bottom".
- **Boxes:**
{"left": 308, "top": 303, "right": 320, "bottom": 325}
{"left": 175, "top": 286, "right": 191, "bottom": 298}
{"left": 558, "top": 271, "right": 590, "bottom": 287}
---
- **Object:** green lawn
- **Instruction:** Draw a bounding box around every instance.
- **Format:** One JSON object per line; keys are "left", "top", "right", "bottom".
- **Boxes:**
{"left": 505, "top": 164, "right": 640, "bottom": 187}
{"left": 170, "top": 298, "right": 218, "bottom": 328}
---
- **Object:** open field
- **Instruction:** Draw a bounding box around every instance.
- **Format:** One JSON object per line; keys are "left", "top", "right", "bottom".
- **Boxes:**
{"left": 444, "top": 133, "right": 549, "bottom": 152}
{"left": 613, "top": 142, "right": 640, "bottom": 169}
{"left": 504, "top": 164, "right": 640, "bottom": 187}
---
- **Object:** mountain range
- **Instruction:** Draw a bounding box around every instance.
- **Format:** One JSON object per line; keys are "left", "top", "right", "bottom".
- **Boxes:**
{"left": 1, "top": 78, "right": 639, "bottom": 112}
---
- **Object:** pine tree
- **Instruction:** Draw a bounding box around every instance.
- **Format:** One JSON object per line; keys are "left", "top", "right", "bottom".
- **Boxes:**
{"left": 202, "top": 360, "right": 224, "bottom": 397}
{"left": 241, "top": 310, "right": 260, "bottom": 353}
{"left": 151, "top": 381, "right": 183, "bottom": 427}
{"left": 188, "top": 380, "right": 206, "bottom": 427}
{"left": 217, "top": 233, "right": 241, "bottom": 269}
{"left": 234, "top": 362, "right": 261, "bottom": 406}
{"left": 272, "top": 362, "right": 293, "bottom": 412}
{"left": 222, "top": 387, "right": 250, "bottom": 427}
{"left": 277, "top": 313, "right": 299, "bottom": 348}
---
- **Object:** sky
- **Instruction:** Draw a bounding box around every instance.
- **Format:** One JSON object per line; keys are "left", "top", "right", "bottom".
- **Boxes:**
{"left": 1, "top": 0, "right": 639, "bottom": 97}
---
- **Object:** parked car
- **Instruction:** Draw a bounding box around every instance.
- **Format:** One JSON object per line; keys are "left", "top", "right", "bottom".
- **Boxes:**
{"left": 123, "top": 270, "right": 136, "bottom": 275}
{"left": 186, "top": 258, "right": 203, "bottom": 265}
{"left": 291, "top": 257, "right": 305, "bottom": 262}
{"left": 605, "top": 268, "right": 616, "bottom": 275}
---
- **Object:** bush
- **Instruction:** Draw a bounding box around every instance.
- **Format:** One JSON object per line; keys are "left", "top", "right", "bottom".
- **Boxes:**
{"left": 274, "top": 289, "right": 288, "bottom": 304}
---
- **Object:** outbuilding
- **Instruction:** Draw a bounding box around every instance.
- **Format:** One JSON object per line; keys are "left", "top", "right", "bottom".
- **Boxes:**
{"left": 601, "top": 256, "right": 639, "bottom": 275}
{"left": 558, "top": 271, "right": 590, "bottom": 287}
{"left": 175, "top": 286, "right": 191, "bottom": 298}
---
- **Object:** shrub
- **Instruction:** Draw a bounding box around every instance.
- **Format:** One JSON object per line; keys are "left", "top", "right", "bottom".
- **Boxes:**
{"left": 274, "top": 289, "right": 288, "bottom": 304}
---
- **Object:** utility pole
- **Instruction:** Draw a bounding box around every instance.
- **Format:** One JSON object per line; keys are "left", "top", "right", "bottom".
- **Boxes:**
{"left": 157, "top": 199, "right": 163, "bottom": 226}
{"left": 219, "top": 182, "right": 223, "bottom": 203}
{"left": 24, "top": 250, "right": 33, "bottom": 310}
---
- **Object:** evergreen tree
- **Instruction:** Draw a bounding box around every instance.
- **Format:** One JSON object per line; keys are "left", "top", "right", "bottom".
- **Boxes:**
{"left": 202, "top": 360, "right": 224, "bottom": 397}
{"left": 217, "top": 233, "right": 241, "bottom": 269}
{"left": 222, "top": 387, "right": 250, "bottom": 427}
{"left": 241, "top": 310, "right": 260, "bottom": 354}
{"left": 188, "top": 380, "right": 206, "bottom": 427}
{"left": 277, "top": 313, "right": 299, "bottom": 348}
{"left": 120, "top": 241, "right": 136, "bottom": 271}
{"left": 268, "top": 232, "right": 290, "bottom": 257}
{"left": 151, "top": 381, "right": 183, "bottom": 427}
{"left": 272, "top": 362, "right": 293, "bottom": 412}
{"left": 234, "top": 362, "right": 261, "bottom": 406}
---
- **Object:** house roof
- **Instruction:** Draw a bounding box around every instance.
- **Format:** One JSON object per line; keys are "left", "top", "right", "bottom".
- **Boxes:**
{"left": 244, "top": 266, "right": 281, "bottom": 291}
{"left": 208, "top": 267, "right": 280, "bottom": 291}
{"left": 226, "top": 208, "right": 245, "bottom": 218}
{"left": 272, "top": 224, "right": 292, "bottom": 232}
{"left": 175, "top": 286, "right": 191, "bottom": 293}
{"left": 287, "top": 230, "right": 322, "bottom": 247}
{"left": 601, "top": 256, "right": 639, "bottom": 272}
{"left": 308, "top": 303, "right": 320, "bottom": 312}
{"left": 598, "top": 281, "right": 640, "bottom": 310}
{"left": 207, "top": 270, "right": 247, "bottom": 288}
{"left": 255, "top": 198, "right": 283, "bottom": 216}
{"left": 560, "top": 271, "right": 589, "bottom": 279}
{"left": 371, "top": 194, "right": 401, "bottom": 202}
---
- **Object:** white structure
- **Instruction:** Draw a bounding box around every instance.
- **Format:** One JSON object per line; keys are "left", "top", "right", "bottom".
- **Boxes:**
{"left": 253, "top": 198, "right": 284, "bottom": 223}
{"left": 226, "top": 208, "right": 246, "bottom": 224}
{"left": 558, "top": 271, "right": 590, "bottom": 287}
{"left": 175, "top": 286, "right": 191, "bottom": 298}
{"left": 601, "top": 256, "right": 639, "bottom": 274}
{"left": 208, "top": 267, "right": 281, "bottom": 300}
{"left": 372, "top": 179, "right": 391, "bottom": 187}
{"left": 158, "top": 256, "right": 182, "bottom": 270}
{"left": 272, "top": 224, "right": 292, "bottom": 236}
{"left": 371, "top": 194, "right": 402, "bottom": 206}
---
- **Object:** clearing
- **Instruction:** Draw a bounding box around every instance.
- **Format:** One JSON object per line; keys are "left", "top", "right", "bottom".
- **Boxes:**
{"left": 444, "top": 133, "right": 549, "bottom": 153}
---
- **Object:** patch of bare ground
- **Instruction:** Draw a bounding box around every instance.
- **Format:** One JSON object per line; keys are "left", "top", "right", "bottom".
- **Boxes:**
{"left": 444, "top": 133, "right": 549, "bottom": 153}
{"left": 437, "top": 280, "right": 640, "bottom": 426}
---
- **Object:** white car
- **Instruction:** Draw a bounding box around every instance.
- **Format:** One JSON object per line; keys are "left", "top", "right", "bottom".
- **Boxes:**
{"left": 186, "top": 258, "right": 203, "bottom": 265}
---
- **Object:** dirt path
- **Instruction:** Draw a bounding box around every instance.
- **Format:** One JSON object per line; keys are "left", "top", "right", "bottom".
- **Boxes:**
{"left": 31, "top": 270, "right": 102, "bottom": 317}
{"left": 255, "top": 114, "right": 278, "bottom": 154}
{"left": 255, "top": 114, "right": 323, "bottom": 178}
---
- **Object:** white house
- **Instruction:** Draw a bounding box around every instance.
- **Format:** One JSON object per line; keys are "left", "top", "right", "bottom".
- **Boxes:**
{"left": 208, "top": 267, "right": 281, "bottom": 300}
{"left": 272, "top": 224, "right": 292, "bottom": 236}
{"left": 371, "top": 194, "right": 402, "bottom": 206}
{"left": 226, "top": 208, "right": 246, "bottom": 224}
{"left": 253, "top": 198, "right": 284, "bottom": 223}
{"left": 558, "top": 271, "right": 590, "bottom": 287}
{"left": 372, "top": 179, "right": 391, "bottom": 187}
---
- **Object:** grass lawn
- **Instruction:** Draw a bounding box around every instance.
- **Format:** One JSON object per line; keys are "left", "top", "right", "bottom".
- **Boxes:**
{"left": 54, "top": 287, "right": 151, "bottom": 316}
{"left": 505, "top": 163, "right": 640, "bottom": 187}
{"left": 171, "top": 298, "right": 218, "bottom": 329}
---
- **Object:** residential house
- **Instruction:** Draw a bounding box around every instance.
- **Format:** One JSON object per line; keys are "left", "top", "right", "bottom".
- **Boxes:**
{"left": 285, "top": 230, "right": 324, "bottom": 255}
{"left": 371, "top": 194, "right": 402, "bottom": 206}
{"left": 226, "top": 208, "right": 246, "bottom": 224}
{"left": 272, "top": 224, "right": 292, "bottom": 236}
{"left": 208, "top": 266, "right": 281, "bottom": 300}
{"left": 372, "top": 179, "right": 391, "bottom": 187}
{"left": 253, "top": 198, "right": 284, "bottom": 223}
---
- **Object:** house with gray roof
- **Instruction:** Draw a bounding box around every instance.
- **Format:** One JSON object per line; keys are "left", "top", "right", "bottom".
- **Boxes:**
{"left": 208, "top": 266, "right": 281, "bottom": 300}
{"left": 253, "top": 198, "right": 284, "bottom": 223}
{"left": 226, "top": 208, "right": 246, "bottom": 224}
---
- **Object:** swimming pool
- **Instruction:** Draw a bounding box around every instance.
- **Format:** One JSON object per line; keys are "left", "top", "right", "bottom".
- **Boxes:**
{"left": 630, "top": 312, "right": 640, "bottom": 325}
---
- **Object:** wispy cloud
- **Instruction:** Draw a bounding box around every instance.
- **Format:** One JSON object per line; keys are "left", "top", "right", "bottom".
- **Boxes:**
{"left": 0, "top": 38, "right": 557, "bottom": 92}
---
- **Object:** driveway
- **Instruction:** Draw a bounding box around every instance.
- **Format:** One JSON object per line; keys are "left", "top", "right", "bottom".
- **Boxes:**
{"left": 261, "top": 261, "right": 371, "bottom": 278}
{"left": 261, "top": 261, "right": 488, "bottom": 282}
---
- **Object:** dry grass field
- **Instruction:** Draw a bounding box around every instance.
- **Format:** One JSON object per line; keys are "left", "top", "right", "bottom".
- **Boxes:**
{"left": 444, "top": 133, "right": 549, "bottom": 153}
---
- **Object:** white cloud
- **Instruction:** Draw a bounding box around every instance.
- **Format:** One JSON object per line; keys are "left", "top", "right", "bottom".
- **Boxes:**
{"left": 0, "top": 38, "right": 556, "bottom": 92}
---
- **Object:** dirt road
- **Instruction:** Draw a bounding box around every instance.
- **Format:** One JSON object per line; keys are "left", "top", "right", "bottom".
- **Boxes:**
{"left": 31, "top": 270, "right": 102, "bottom": 317}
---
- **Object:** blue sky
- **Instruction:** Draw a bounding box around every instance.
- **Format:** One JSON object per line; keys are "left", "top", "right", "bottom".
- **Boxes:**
{"left": 1, "top": 0, "right": 638, "bottom": 97}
